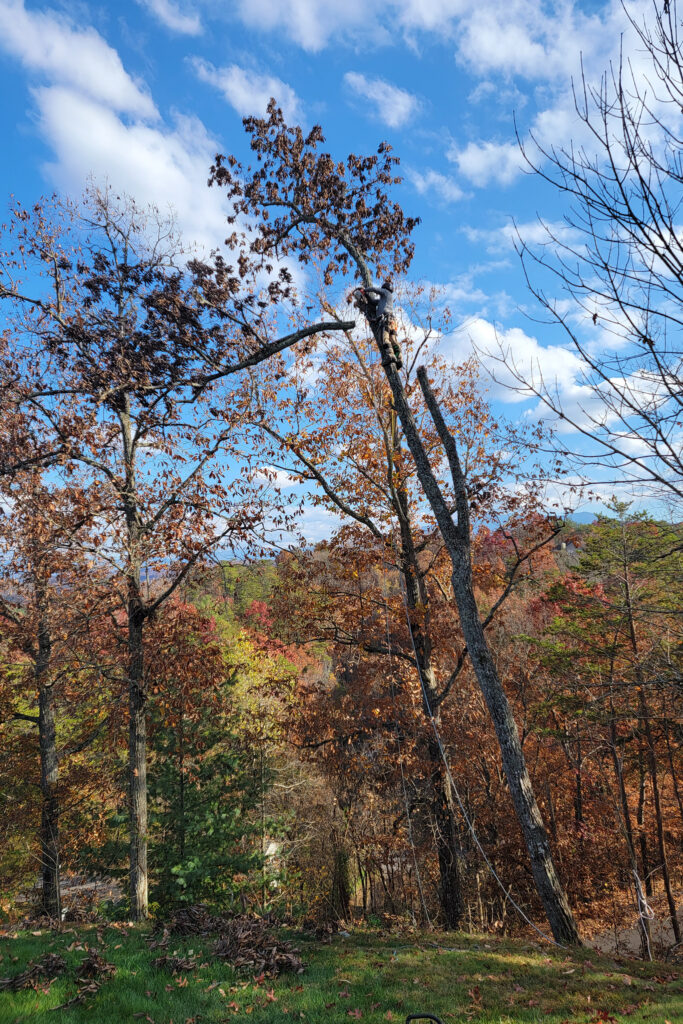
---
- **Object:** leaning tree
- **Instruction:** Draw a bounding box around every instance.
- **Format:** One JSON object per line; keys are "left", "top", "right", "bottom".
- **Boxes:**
{"left": 208, "top": 106, "right": 581, "bottom": 944}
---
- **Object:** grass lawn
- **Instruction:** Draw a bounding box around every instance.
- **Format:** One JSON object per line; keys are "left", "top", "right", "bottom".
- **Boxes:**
{"left": 0, "top": 924, "right": 681, "bottom": 1023}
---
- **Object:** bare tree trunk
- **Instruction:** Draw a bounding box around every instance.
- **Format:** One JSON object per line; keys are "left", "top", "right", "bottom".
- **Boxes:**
{"left": 128, "top": 601, "right": 148, "bottom": 921}
{"left": 430, "top": 742, "right": 465, "bottom": 929}
{"left": 35, "top": 577, "right": 60, "bottom": 920}
{"left": 392, "top": 464, "right": 466, "bottom": 929}
{"left": 621, "top": 546, "right": 681, "bottom": 944}
{"left": 447, "top": 570, "right": 579, "bottom": 943}
{"left": 371, "top": 340, "right": 580, "bottom": 944}
{"left": 639, "top": 692, "right": 681, "bottom": 944}
{"left": 119, "top": 395, "right": 149, "bottom": 922}
{"left": 608, "top": 712, "right": 651, "bottom": 956}
{"left": 637, "top": 743, "right": 652, "bottom": 898}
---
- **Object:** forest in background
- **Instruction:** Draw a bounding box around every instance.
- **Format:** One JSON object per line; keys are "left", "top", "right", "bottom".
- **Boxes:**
{"left": 2, "top": 503, "right": 681, "bottom": 957}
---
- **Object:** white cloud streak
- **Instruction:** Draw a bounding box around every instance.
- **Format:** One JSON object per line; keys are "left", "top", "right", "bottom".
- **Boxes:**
{"left": 138, "top": 0, "right": 202, "bottom": 36}
{"left": 408, "top": 168, "right": 466, "bottom": 203}
{"left": 193, "top": 59, "right": 302, "bottom": 122}
{"left": 344, "top": 72, "right": 419, "bottom": 128}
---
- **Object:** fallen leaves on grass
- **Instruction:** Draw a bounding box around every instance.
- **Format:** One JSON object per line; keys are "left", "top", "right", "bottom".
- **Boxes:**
{"left": 152, "top": 955, "right": 198, "bottom": 974}
{"left": 0, "top": 952, "right": 67, "bottom": 990}
{"left": 159, "top": 905, "right": 304, "bottom": 977}
{"left": 49, "top": 949, "right": 116, "bottom": 1012}
{"left": 76, "top": 950, "right": 115, "bottom": 980}
{"left": 50, "top": 980, "right": 102, "bottom": 1010}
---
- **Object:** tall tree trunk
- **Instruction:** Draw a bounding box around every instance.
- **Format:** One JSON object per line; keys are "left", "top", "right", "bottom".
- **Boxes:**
{"left": 637, "top": 742, "right": 652, "bottom": 898}
{"left": 608, "top": 712, "right": 651, "bottom": 956}
{"left": 119, "top": 394, "right": 149, "bottom": 922}
{"left": 35, "top": 577, "right": 60, "bottom": 920}
{"left": 639, "top": 693, "right": 681, "bottom": 943}
{"left": 430, "top": 739, "right": 465, "bottom": 929}
{"left": 392, "top": 458, "right": 466, "bottom": 928}
{"left": 128, "top": 601, "right": 147, "bottom": 921}
{"left": 373, "top": 344, "right": 580, "bottom": 944}
{"left": 621, "top": 545, "right": 681, "bottom": 944}
{"left": 448, "top": 570, "right": 579, "bottom": 943}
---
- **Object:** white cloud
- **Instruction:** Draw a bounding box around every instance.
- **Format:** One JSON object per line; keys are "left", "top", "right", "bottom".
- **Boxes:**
{"left": 255, "top": 467, "right": 304, "bottom": 489}
{"left": 344, "top": 72, "right": 420, "bottom": 128}
{"left": 0, "top": 0, "right": 157, "bottom": 119}
{"left": 193, "top": 59, "right": 302, "bottom": 122}
{"left": 34, "top": 87, "right": 227, "bottom": 253}
{"left": 440, "top": 316, "right": 586, "bottom": 406}
{"left": 228, "top": 0, "right": 631, "bottom": 79}
{"left": 234, "top": 0, "right": 381, "bottom": 52}
{"left": 138, "top": 0, "right": 202, "bottom": 35}
{"left": 448, "top": 139, "right": 524, "bottom": 187}
{"left": 408, "top": 168, "right": 466, "bottom": 203}
{"left": 296, "top": 504, "right": 342, "bottom": 543}
{"left": 463, "top": 219, "right": 583, "bottom": 253}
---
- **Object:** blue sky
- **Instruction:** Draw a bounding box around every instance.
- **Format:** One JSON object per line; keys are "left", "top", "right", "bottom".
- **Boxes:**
{"left": 0, "top": 1, "right": 670, "bottom": 531}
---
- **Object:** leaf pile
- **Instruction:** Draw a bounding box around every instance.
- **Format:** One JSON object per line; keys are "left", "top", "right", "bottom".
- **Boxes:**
{"left": 163, "top": 904, "right": 226, "bottom": 936}
{"left": 50, "top": 949, "right": 116, "bottom": 1012}
{"left": 213, "top": 916, "right": 304, "bottom": 976}
{"left": 163, "top": 904, "right": 304, "bottom": 977}
{"left": 0, "top": 952, "right": 67, "bottom": 990}
{"left": 76, "top": 950, "right": 116, "bottom": 980}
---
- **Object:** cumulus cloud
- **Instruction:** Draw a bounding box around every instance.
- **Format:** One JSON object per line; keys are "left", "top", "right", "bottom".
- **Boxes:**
{"left": 448, "top": 140, "right": 524, "bottom": 187}
{"left": 440, "top": 316, "right": 586, "bottom": 405}
{"left": 0, "top": 0, "right": 157, "bottom": 119}
{"left": 228, "top": 0, "right": 628, "bottom": 77}
{"left": 407, "top": 168, "right": 466, "bottom": 203}
{"left": 193, "top": 59, "right": 302, "bottom": 122}
{"left": 138, "top": 0, "right": 202, "bottom": 35}
{"left": 344, "top": 72, "right": 419, "bottom": 128}
{"left": 34, "top": 87, "right": 227, "bottom": 253}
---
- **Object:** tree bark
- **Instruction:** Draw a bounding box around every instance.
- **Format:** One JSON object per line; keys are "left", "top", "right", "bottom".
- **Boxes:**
{"left": 430, "top": 740, "right": 465, "bottom": 929}
{"left": 637, "top": 742, "right": 652, "bottom": 898}
{"left": 35, "top": 577, "right": 60, "bottom": 920}
{"left": 119, "top": 394, "right": 149, "bottom": 922}
{"left": 639, "top": 693, "right": 681, "bottom": 943}
{"left": 608, "top": 712, "right": 651, "bottom": 956}
{"left": 621, "top": 540, "right": 681, "bottom": 944}
{"left": 448, "top": 568, "right": 579, "bottom": 944}
{"left": 394, "top": 473, "right": 466, "bottom": 929}
{"left": 128, "top": 600, "right": 148, "bottom": 921}
{"left": 370, "top": 340, "right": 580, "bottom": 945}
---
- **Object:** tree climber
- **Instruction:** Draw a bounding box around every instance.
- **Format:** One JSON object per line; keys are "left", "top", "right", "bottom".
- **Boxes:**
{"left": 349, "top": 279, "right": 402, "bottom": 368}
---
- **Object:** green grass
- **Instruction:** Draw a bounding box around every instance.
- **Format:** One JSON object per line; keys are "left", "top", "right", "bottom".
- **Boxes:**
{"left": 0, "top": 924, "right": 681, "bottom": 1023}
